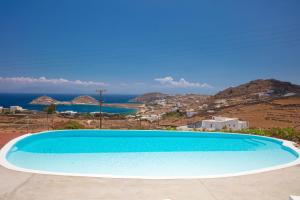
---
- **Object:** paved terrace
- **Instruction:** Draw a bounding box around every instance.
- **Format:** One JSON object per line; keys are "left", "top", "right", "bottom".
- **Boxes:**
{"left": 0, "top": 164, "right": 300, "bottom": 200}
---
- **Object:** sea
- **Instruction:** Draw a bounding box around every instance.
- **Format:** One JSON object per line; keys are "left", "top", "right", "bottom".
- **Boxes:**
{"left": 0, "top": 93, "right": 138, "bottom": 115}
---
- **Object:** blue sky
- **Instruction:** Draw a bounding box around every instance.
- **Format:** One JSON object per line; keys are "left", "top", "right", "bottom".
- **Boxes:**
{"left": 0, "top": 0, "right": 299, "bottom": 94}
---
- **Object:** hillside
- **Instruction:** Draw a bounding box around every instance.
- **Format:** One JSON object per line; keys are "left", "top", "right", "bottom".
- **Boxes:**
{"left": 214, "top": 79, "right": 300, "bottom": 99}
{"left": 130, "top": 92, "right": 169, "bottom": 103}
{"left": 136, "top": 79, "right": 300, "bottom": 130}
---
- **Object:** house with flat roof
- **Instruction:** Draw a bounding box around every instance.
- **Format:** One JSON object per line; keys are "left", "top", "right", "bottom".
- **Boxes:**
{"left": 186, "top": 109, "right": 198, "bottom": 118}
{"left": 202, "top": 116, "right": 248, "bottom": 131}
{"left": 9, "top": 106, "right": 24, "bottom": 113}
{"left": 141, "top": 114, "right": 161, "bottom": 122}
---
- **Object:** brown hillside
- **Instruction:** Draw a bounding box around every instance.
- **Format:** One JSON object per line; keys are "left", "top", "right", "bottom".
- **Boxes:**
{"left": 130, "top": 92, "right": 169, "bottom": 103}
{"left": 214, "top": 79, "right": 300, "bottom": 99}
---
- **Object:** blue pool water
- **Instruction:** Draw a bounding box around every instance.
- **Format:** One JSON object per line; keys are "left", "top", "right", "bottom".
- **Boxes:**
{"left": 4, "top": 130, "right": 299, "bottom": 178}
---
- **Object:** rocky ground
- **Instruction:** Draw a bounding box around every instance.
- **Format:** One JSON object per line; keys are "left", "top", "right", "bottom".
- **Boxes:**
{"left": 158, "top": 96, "right": 300, "bottom": 129}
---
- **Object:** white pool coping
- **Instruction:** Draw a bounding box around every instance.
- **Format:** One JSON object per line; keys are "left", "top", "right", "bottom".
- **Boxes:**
{"left": 0, "top": 130, "right": 300, "bottom": 179}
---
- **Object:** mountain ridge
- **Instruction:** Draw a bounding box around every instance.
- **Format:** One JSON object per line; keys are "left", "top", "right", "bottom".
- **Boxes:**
{"left": 214, "top": 79, "right": 300, "bottom": 99}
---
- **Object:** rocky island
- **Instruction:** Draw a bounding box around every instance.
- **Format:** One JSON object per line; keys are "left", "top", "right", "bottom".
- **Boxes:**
{"left": 29, "top": 95, "right": 143, "bottom": 109}
{"left": 30, "top": 96, "right": 59, "bottom": 105}
{"left": 30, "top": 95, "right": 98, "bottom": 105}
{"left": 71, "top": 96, "right": 98, "bottom": 105}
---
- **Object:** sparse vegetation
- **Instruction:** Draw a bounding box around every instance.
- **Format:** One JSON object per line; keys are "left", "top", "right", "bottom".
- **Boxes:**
{"left": 162, "top": 111, "right": 184, "bottom": 119}
{"left": 60, "top": 121, "right": 85, "bottom": 129}
{"left": 222, "top": 127, "right": 300, "bottom": 143}
{"left": 82, "top": 113, "right": 93, "bottom": 118}
{"left": 164, "top": 126, "right": 177, "bottom": 130}
{"left": 44, "top": 104, "right": 56, "bottom": 114}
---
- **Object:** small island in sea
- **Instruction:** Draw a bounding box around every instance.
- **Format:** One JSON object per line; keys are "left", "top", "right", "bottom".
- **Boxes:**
{"left": 30, "top": 95, "right": 98, "bottom": 105}
{"left": 29, "top": 95, "right": 59, "bottom": 105}
{"left": 29, "top": 95, "right": 143, "bottom": 109}
{"left": 71, "top": 96, "right": 98, "bottom": 105}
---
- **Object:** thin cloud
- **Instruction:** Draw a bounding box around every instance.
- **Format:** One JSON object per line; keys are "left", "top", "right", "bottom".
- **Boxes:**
{"left": 155, "top": 76, "right": 212, "bottom": 88}
{"left": 0, "top": 76, "right": 107, "bottom": 86}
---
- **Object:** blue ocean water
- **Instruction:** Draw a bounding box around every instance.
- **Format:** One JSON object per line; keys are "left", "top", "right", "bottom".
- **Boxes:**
{"left": 5, "top": 130, "right": 299, "bottom": 178}
{"left": 0, "top": 93, "right": 138, "bottom": 114}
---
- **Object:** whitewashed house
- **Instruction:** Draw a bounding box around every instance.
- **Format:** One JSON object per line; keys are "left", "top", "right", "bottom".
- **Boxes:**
{"left": 10, "top": 106, "right": 24, "bottom": 113}
{"left": 176, "top": 102, "right": 182, "bottom": 107}
{"left": 154, "top": 99, "right": 166, "bottom": 106}
{"left": 171, "top": 107, "right": 179, "bottom": 112}
{"left": 186, "top": 109, "right": 198, "bottom": 118}
{"left": 60, "top": 111, "right": 77, "bottom": 115}
{"left": 199, "top": 104, "right": 208, "bottom": 110}
{"left": 141, "top": 114, "right": 161, "bottom": 122}
{"left": 202, "top": 116, "right": 248, "bottom": 131}
{"left": 0, "top": 106, "right": 3, "bottom": 113}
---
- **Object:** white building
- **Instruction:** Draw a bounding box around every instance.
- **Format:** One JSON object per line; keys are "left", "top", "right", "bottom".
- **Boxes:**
{"left": 141, "top": 114, "right": 161, "bottom": 122}
{"left": 171, "top": 107, "right": 179, "bottom": 112}
{"left": 60, "top": 110, "right": 77, "bottom": 115}
{"left": 10, "top": 106, "right": 24, "bottom": 113}
{"left": 202, "top": 116, "right": 248, "bottom": 131}
{"left": 0, "top": 106, "right": 3, "bottom": 113}
{"left": 199, "top": 104, "right": 208, "bottom": 110}
{"left": 176, "top": 102, "right": 182, "bottom": 107}
{"left": 186, "top": 109, "right": 198, "bottom": 118}
{"left": 154, "top": 99, "right": 166, "bottom": 106}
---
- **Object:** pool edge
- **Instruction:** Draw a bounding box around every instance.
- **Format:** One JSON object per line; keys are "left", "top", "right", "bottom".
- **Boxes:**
{"left": 1, "top": 130, "right": 300, "bottom": 180}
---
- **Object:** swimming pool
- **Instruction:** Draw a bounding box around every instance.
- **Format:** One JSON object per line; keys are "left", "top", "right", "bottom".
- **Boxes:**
{"left": 0, "top": 130, "right": 299, "bottom": 179}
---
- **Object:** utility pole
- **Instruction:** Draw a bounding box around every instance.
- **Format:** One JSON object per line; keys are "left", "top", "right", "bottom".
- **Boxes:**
{"left": 139, "top": 116, "right": 142, "bottom": 129}
{"left": 96, "top": 89, "right": 106, "bottom": 129}
{"left": 26, "top": 116, "right": 29, "bottom": 134}
{"left": 136, "top": 114, "right": 142, "bottom": 129}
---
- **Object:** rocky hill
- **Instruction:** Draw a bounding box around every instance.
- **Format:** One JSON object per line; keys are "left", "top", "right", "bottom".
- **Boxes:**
{"left": 30, "top": 96, "right": 58, "bottom": 105}
{"left": 130, "top": 92, "right": 169, "bottom": 103}
{"left": 30, "top": 95, "right": 99, "bottom": 105}
{"left": 71, "top": 96, "right": 98, "bottom": 104}
{"left": 214, "top": 79, "right": 300, "bottom": 99}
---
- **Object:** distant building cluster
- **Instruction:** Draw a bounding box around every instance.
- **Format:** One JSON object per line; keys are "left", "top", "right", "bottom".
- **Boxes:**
{"left": 139, "top": 94, "right": 210, "bottom": 117}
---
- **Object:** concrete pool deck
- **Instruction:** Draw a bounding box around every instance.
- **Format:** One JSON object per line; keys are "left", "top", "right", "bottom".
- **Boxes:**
{"left": 0, "top": 165, "right": 300, "bottom": 200}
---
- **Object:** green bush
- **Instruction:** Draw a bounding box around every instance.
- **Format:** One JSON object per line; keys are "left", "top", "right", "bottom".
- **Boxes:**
{"left": 44, "top": 104, "right": 56, "bottom": 114}
{"left": 162, "top": 111, "right": 183, "bottom": 119}
{"left": 61, "top": 121, "right": 85, "bottom": 129}
{"left": 164, "top": 126, "right": 177, "bottom": 130}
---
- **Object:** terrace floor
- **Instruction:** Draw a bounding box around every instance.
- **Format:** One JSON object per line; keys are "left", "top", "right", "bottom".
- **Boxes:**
{"left": 0, "top": 164, "right": 300, "bottom": 200}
